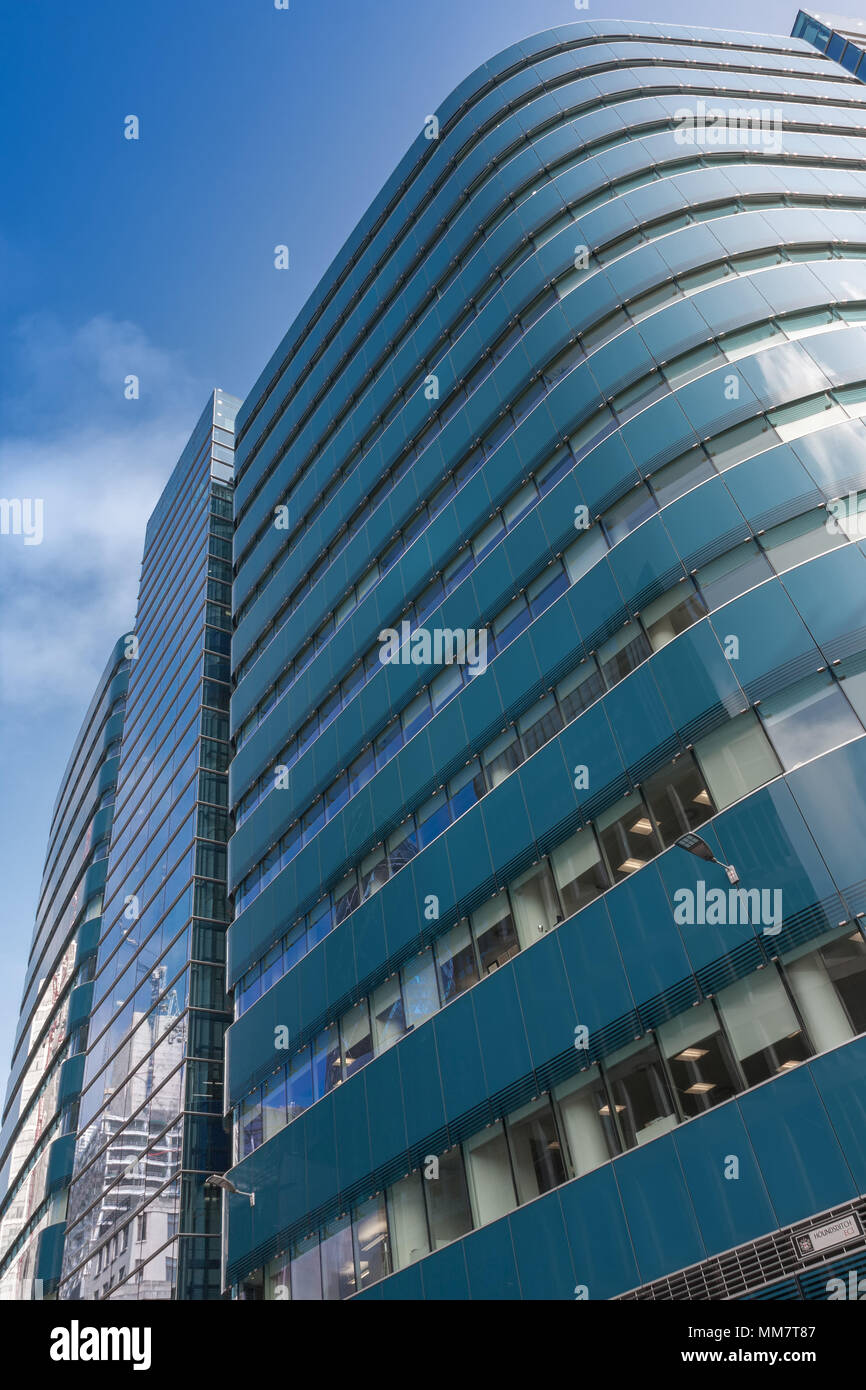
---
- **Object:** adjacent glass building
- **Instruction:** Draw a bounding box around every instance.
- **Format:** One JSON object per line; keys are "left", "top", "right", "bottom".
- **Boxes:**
{"left": 56, "top": 391, "right": 240, "bottom": 1300}
{"left": 223, "top": 20, "right": 866, "bottom": 1301}
{"left": 0, "top": 636, "right": 132, "bottom": 1299}
{"left": 793, "top": 9, "right": 866, "bottom": 78}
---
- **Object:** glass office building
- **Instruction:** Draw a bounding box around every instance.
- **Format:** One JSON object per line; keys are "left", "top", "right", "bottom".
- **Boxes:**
{"left": 793, "top": 9, "right": 866, "bottom": 78}
{"left": 56, "top": 391, "right": 240, "bottom": 1300}
{"left": 223, "top": 19, "right": 866, "bottom": 1302}
{"left": 0, "top": 636, "right": 132, "bottom": 1299}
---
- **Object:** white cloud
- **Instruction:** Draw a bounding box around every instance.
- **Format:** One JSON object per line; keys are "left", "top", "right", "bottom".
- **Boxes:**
{"left": 0, "top": 314, "right": 210, "bottom": 713}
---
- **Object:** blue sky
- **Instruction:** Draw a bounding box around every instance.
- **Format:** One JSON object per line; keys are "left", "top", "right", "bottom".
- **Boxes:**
{"left": 0, "top": 0, "right": 804, "bottom": 1081}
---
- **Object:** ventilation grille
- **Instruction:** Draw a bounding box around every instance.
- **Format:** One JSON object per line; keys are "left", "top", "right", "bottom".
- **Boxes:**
{"left": 617, "top": 1198, "right": 866, "bottom": 1301}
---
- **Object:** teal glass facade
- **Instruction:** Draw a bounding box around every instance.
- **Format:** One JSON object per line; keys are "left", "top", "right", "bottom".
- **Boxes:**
{"left": 223, "top": 19, "right": 866, "bottom": 1302}
{"left": 56, "top": 391, "right": 240, "bottom": 1300}
{"left": 0, "top": 636, "right": 132, "bottom": 1298}
{"left": 793, "top": 9, "right": 866, "bottom": 78}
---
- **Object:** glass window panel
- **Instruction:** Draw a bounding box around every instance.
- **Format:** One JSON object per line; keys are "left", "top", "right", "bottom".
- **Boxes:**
{"left": 837, "top": 650, "right": 866, "bottom": 724}
{"left": 464, "top": 1122, "right": 517, "bottom": 1227}
{"left": 657, "top": 1001, "right": 741, "bottom": 1117}
{"left": 334, "top": 873, "right": 361, "bottom": 925}
{"left": 290, "top": 1233, "right": 322, "bottom": 1301}
{"left": 508, "top": 861, "right": 562, "bottom": 949}
{"left": 435, "top": 919, "right": 479, "bottom": 1003}
{"left": 694, "top": 710, "right": 782, "bottom": 810}
{"left": 307, "top": 898, "right": 332, "bottom": 948}
{"left": 430, "top": 662, "right": 463, "bottom": 712}
{"left": 649, "top": 448, "right": 715, "bottom": 506}
{"left": 388, "top": 1172, "right": 429, "bottom": 1270}
{"left": 603, "top": 1037, "right": 678, "bottom": 1147}
{"left": 482, "top": 728, "right": 522, "bottom": 788}
{"left": 311, "top": 1024, "right": 341, "bottom": 1100}
{"left": 347, "top": 745, "right": 375, "bottom": 796}
{"left": 596, "top": 790, "right": 661, "bottom": 882}
{"left": 641, "top": 582, "right": 706, "bottom": 652}
{"left": 695, "top": 539, "right": 772, "bottom": 609}
{"left": 563, "top": 525, "right": 608, "bottom": 584}
{"left": 759, "top": 508, "right": 845, "bottom": 572}
{"left": 416, "top": 790, "right": 451, "bottom": 848}
{"left": 471, "top": 895, "right": 520, "bottom": 974}
{"left": 402, "top": 948, "right": 440, "bottom": 1029}
{"left": 320, "top": 1216, "right": 356, "bottom": 1301}
{"left": 340, "top": 999, "right": 373, "bottom": 1078}
{"left": 602, "top": 486, "right": 657, "bottom": 545}
{"left": 554, "top": 1067, "right": 618, "bottom": 1177}
{"left": 556, "top": 659, "right": 604, "bottom": 722}
{"left": 424, "top": 1147, "right": 474, "bottom": 1250}
{"left": 360, "top": 844, "right": 389, "bottom": 900}
{"left": 240, "top": 1090, "right": 263, "bottom": 1157}
{"left": 783, "top": 931, "right": 860, "bottom": 1054}
{"left": 716, "top": 968, "right": 811, "bottom": 1086}
{"left": 518, "top": 693, "right": 563, "bottom": 754}
{"left": 758, "top": 673, "right": 863, "bottom": 771}
{"left": 353, "top": 1195, "right": 391, "bottom": 1290}
{"left": 402, "top": 689, "right": 432, "bottom": 741}
{"left": 261, "top": 1071, "right": 287, "bottom": 1143}
{"left": 642, "top": 753, "right": 715, "bottom": 843}
{"left": 598, "top": 623, "right": 652, "bottom": 687}
{"left": 505, "top": 1097, "right": 567, "bottom": 1204}
{"left": 370, "top": 976, "right": 407, "bottom": 1052}
{"left": 448, "top": 758, "right": 485, "bottom": 817}
{"left": 387, "top": 819, "right": 419, "bottom": 874}
{"left": 706, "top": 417, "right": 778, "bottom": 470}
{"left": 550, "top": 826, "right": 609, "bottom": 915}
{"left": 287, "top": 1047, "right": 313, "bottom": 1121}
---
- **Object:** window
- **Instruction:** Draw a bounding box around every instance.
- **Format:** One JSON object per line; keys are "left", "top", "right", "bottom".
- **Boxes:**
{"left": 563, "top": 526, "right": 608, "bottom": 584}
{"left": 759, "top": 508, "right": 845, "bottom": 572}
{"left": 261, "top": 1072, "right": 287, "bottom": 1142}
{"left": 603, "top": 1037, "right": 678, "bottom": 1147}
{"left": 716, "top": 968, "right": 811, "bottom": 1086}
{"left": 518, "top": 693, "right": 563, "bottom": 754}
{"left": 482, "top": 728, "right": 522, "bottom": 788}
{"left": 311, "top": 1025, "right": 341, "bottom": 1101}
{"left": 472, "top": 896, "right": 520, "bottom": 973}
{"left": 370, "top": 976, "right": 406, "bottom": 1052}
{"left": 597, "top": 791, "right": 661, "bottom": 882}
{"left": 464, "top": 1122, "right": 517, "bottom": 1227}
{"left": 509, "top": 861, "right": 562, "bottom": 948}
{"left": 556, "top": 659, "right": 604, "bottom": 721}
{"left": 360, "top": 844, "right": 389, "bottom": 900}
{"left": 694, "top": 710, "right": 781, "bottom": 810}
{"left": 554, "top": 1068, "right": 617, "bottom": 1177}
{"left": 353, "top": 1195, "right": 390, "bottom": 1289}
{"left": 649, "top": 448, "right": 715, "bottom": 506}
{"left": 448, "top": 758, "right": 485, "bottom": 817}
{"left": 642, "top": 754, "right": 714, "bottom": 844}
{"left": 388, "top": 1172, "right": 429, "bottom": 1270}
{"left": 657, "top": 1002, "right": 741, "bottom": 1118}
{"left": 417, "top": 790, "right": 451, "bottom": 848}
{"left": 640, "top": 582, "right": 706, "bottom": 652}
{"left": 287, "top": 1048, "right": 313, "bottom": 1121}
{"left": 706, "top": 417, "right": 778, "bottom": 470}
{"left": 307, "top": 898, "right": 332, "bottom": 949}
{"left": 505, "top": 1097, "right": 567, "bottom": 1203}
{"left": 602, "top": 485, "right": 657, "bottom": 545}
{"left": 424, "top": 1148, "right": 473, "bottom": 1250}
{"left": 550, "top": 826, "right": 609, "bottom": 915}
{"left": 320, "top": 1216, "right": 355, "bottom": 1301}
{"left": 783, "top": 928, "right": 866, "bottom": 1054}
{"left": 435, "top": 919, "right": 479, "bottom": 1003}
{"left": 240, "top": 1090, "right": 263, "bottom": 1158}
{"left": 597, "top": 623, "right": 651, "bottom": 687}
{"left": 402, "top": 949, "right": 440, "bottom": 1029}
{"left": 757, "top": 673, "right": 863, "bottom": 771}
{"left": 290, "top": 1234, "right": 322, "bottom": 1300}
{"left": 340, "top": 1000, "right": 373, "bottom": 1078}
{"left": 695, "top": 540, "right": 772, "bottom": 609}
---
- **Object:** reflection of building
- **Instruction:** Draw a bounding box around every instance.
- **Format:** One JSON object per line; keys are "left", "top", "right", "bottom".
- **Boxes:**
{"left": 223, "top": 21, "right": 866, "bottom": 1302}
{"left": 57, "top": 392, "right": 238, "bottom": 1300}
{"left": 0, "top": 639, "right": 132, "bottom": 1299}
